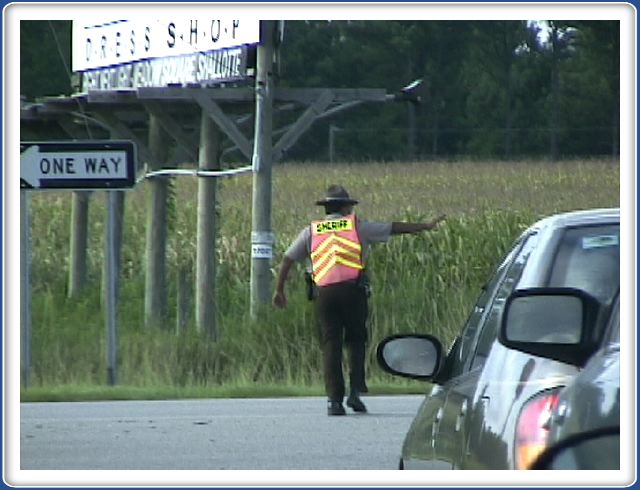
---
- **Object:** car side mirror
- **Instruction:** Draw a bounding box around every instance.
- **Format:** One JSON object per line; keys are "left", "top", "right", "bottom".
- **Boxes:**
{"left": 499, "top": 287, "right": 601, "bottom": 366}
{"left": 529, "top": 426, "right": 620, "bottom": 469}
{"left": 376, "top": 334, "right": 443, "bottom": 381}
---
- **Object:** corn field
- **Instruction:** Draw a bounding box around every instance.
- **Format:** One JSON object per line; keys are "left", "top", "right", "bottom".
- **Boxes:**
{"left": 25, "top": 159, "right": 619, "bottom": 392}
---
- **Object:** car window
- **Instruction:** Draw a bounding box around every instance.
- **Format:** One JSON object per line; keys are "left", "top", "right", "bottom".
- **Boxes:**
{"left": 444, "top": 237, "right": 526, "bottom": 379}
{"left": 547, "top": 224, "right": 619, "bottom": 304}
{"left": 469, "top": 233, "right": 539, "bottom": 371}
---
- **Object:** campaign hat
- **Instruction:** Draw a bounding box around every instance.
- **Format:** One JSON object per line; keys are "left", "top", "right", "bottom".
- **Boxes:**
{"left": 315, "top": 184, "right": 359, "bottom": 206}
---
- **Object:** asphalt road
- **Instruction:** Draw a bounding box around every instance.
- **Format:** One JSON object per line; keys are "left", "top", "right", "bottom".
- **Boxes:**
{"left": 20, "top": 395, "right": 423, "bottom": 471}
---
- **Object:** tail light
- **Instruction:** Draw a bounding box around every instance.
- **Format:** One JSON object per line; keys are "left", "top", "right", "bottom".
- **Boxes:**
{"left": 515, "top": 388, "right": 561, "bottom": 469}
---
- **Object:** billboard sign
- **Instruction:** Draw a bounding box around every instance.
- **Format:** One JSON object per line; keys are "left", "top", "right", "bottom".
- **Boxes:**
{"left": 81, "top": 45, "right": 252, "bottom": 90}
{"left": 72, "top": 19, "right": 260, "bottom": 71}
{"left": 72, "top": 19, "right": 260, "bottom": 90}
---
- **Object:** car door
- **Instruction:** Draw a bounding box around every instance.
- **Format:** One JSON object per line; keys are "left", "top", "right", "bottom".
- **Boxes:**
{"left": 401, "top": 233, "right": 525, "bottom": 469}
{"left": 433, "top": 232, "right": 539, "bottom": 469}
{"left": 400, "top": 250, "right": 513, "bottom": 469}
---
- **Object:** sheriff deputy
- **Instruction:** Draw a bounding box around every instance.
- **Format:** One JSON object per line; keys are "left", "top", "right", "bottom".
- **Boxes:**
{"left": 273, "top": 184, "right": 446, "bottom": 416}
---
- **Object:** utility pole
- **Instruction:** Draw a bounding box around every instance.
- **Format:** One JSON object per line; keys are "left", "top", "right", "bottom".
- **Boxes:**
{"left": 407, "top": 102, "right": 416, "bottom": 161}
{"left": 250, "top": 20, "right": 276, "bottom": 319}
{"left": 399, "top": 79, "right": 426, "bottom": 161}
{"left": 329, "top": 125, "right": 340, "bottom": 163}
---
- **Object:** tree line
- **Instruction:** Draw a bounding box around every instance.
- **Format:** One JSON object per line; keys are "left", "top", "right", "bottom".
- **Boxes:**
{"left": 21, "top": 20, "right": 620, "bottom": 161}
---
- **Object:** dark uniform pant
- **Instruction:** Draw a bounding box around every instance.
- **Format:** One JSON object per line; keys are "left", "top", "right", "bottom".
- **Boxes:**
{"left": 315, "top": 281, "right": 368, "bottom": 402}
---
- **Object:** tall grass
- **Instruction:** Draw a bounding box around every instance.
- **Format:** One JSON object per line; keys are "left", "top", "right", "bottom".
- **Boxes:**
{"left": 24, "top": 159, "right": 619, "bottom": 394}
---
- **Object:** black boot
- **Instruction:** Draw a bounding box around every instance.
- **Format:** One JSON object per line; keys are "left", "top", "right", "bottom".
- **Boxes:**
{"left": 327, "top": 400, "right": 346, "bottom": 416}
{"left": 346, "top": 391, "right": 367, "bottom": 413}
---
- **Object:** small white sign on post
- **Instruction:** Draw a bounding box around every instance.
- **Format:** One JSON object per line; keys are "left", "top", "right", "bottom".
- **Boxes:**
{"left": 251, "top": 244, "right": 273, "bottom": 259}
{"left": 251, "top": 231, "right": 274, "bottom": 259}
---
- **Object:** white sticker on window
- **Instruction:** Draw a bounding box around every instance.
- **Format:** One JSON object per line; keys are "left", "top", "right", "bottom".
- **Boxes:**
{"left": 582, "top": 235, "right": 619, "bottom": 249}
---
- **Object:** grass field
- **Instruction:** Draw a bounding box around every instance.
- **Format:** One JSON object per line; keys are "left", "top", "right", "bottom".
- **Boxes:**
{"left": 22, "top": 159, "right": 620, "bottom": 401}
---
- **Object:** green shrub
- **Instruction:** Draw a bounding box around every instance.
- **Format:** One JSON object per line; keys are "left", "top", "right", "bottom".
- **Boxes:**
{"left": 24, "top": 159, "right": 619, "bottom": 393}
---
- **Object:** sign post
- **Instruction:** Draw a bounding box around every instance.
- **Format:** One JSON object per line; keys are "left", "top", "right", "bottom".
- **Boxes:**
{"left": 20, "top": 140, "right": 136, "bottom": 387}
{"left": 105, "top": 192, "right": 118, "bottom": 385}
{"left": 21, "top": 190, "right": 32, "bottom": 388}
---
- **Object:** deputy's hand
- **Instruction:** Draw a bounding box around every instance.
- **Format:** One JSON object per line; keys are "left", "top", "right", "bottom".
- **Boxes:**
{"left": 430, "top": 214, "right": 447, "bottom": 229}
{"left": 273, "top": 290, "right": 288, "bottom": 309}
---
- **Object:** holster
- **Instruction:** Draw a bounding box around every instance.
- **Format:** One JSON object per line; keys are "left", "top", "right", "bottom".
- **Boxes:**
{"left": 304, "top": 271, "right": 317, "bottom": 301}
{"left": 357, "top": 271, "right": 372, "bottom": 298}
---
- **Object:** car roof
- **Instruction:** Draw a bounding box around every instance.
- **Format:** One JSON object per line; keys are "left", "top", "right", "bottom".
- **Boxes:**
{"left": 526, "top": 208, "right": 620, "bottom": 234}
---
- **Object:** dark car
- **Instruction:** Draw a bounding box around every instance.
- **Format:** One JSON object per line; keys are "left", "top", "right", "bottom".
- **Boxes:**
{"left": 530, "top": 427, "right": 620, "bottom": 470}
{"left": 530, "top": 291, "right": 620, "bottom": 470}
{"left": 377, "top": 208, "right": 620, "bottom": 469}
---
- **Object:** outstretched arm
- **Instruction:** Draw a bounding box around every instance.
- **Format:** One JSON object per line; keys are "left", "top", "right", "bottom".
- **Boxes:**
{"left": 391, "top": 214, "right": 447, "bottom": 235}
{"left": 273, "top": 256, "right": 295, "bottom": 309}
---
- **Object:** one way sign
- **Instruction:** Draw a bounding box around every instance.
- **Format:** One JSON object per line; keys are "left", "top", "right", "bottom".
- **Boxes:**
{"left": 20, "top": 141, "right": 136, "bottom": 190}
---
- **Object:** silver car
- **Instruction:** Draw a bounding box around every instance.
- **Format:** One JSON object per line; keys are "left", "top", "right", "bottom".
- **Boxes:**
{"left": 377, "top": 208, "right": 620, "bottom": 469}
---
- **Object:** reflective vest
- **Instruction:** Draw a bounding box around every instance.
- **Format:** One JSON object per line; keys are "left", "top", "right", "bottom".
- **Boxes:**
{"left": 310, "top": 214, "right": 364, "bottom": 287}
